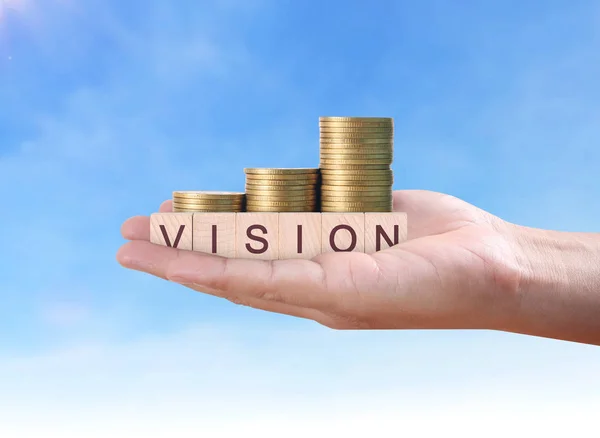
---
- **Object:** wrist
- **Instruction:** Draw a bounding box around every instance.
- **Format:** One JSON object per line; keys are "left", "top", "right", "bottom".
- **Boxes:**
{"left": 505, "top": 224, "right": 600, "bottom": 344}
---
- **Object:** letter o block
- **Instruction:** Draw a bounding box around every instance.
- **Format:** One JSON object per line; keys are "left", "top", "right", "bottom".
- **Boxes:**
{"left": 321, "top": 213, "right": 365, "bottom": 253}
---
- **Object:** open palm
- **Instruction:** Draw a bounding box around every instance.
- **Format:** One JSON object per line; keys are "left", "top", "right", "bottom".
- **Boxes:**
{"left": 117, "top": 190, "right": 521, "bottom": 331}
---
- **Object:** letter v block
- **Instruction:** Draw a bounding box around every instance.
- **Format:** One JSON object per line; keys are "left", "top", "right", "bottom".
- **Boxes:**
{"left": 364, "top": 212, "right": 408, "bottom": 253}
{"left": 321, "top": 213, "right": 365, "bottom": 253}
{"left": 150, "top": 213, "right": 193, "bottom": 250}
{"left": 192, "top": 213, "right": 236, "bottom": 257}
{"left": 236, "top": 213, "right": 279, "bottom": 260}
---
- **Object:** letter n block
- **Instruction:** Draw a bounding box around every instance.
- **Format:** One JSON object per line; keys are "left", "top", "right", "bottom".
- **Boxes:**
{"left": 150, "top": 213, "right": 193, "bottom": 250}
{"left": 321, "top": 213, "right": 365, "bottom": 253}
{"left": 235, "top": 213, "right": 279, "bottom": 260}
{"left": 192, "top": 213, "right": 236, "bottom": 257}
{"left": 278, "top": 213, "right": 321, "bottom": 259}
{"left": 364, "top": 213, "right": 408, "bottom": 253}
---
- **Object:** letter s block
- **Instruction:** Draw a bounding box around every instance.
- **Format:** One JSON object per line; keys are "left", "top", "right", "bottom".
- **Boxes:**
{"left": 364, "top": 212, "right": 408, "bottom": 253}
{"left": 193, "top": 213, "right": 236, "bottom": 257}
{"left": 321, "top": 213, "right": 365, "bottom": 253}
{"left": 150, "top": 213, "right": 193, "bottom": 250}
{"left": 235, "top": 213, "right": 279, "bottom": 260}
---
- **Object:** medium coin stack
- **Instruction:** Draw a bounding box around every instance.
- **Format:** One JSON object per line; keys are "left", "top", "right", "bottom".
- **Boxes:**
{"left": 244, "top": 168, "right": 319, "bottom": 212}
{"left": 172, "top": 191, "right": 245, "bottom": 212}
{"left": 319, "top": 116, "right": 394, "bottom": 212}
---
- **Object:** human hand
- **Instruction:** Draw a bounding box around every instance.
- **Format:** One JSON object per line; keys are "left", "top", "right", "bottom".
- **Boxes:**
{"left": 117, "top": 190, "right": 523, "bottom": 332}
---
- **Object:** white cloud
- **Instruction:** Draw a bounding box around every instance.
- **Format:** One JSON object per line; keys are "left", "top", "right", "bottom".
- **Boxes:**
{"left": 1, "top": 324, "right": 599, "bottom": 437}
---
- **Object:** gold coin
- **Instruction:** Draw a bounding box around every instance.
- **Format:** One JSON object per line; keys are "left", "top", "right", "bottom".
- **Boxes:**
{"left": 246, "top": 179, "right": 318, "bottom": 186}
{"left": 245, "top": 184, "right": 318, "bottom": 191}
{"left": 246, "top": 194, "right": 316, "bottom": 201}
{"left": 247, "top": 191, "right": 317, "bottom": 198}
{"left": 320, "top": 164, "right": 391, "bottom": 170}
{"left": 245, "top": 187, "right": 316, "bottom": 193}
{"left": 246, "top": 206, "right": 317, "bottom": 212}
{"left": 246, "top": 200, "right": 317, "bottom": 208}
{"left": 245, "top": 174, "right": 319, "bottom": 181}
{"left": 321, "top": 206, "right": 392, "bottom": 212}
{"left": 319, "top": 124, "right": 393, "bottom": 130}
{"left": 172, "top": 197, "right": 244, "bottom": 205}
{"left": 319, "top": 127, "right": 394, "bottom": 134}
{"left": 173, "top": 205, "right": 243, "bottom": 212}
{"left": 320, "top": 138, "right": 394, "bottom": 144}
{"left": 320, "top": 133, "right": 394, "bottom": 140}
{"left": 244, "top": 168, "right": 319, "bottom": 175}
{"left": 321, "top": 168, "right": 393, "bottom": 175}
{"left": 320, "top": 172, "right": 393, "bottom": 178}
{"left": 321, "top": 172, "right": 393, "bottom": 179}
{"left": 321, "top": 191, "right": 391, "bottom": 197}
{"left": 320, "top": 153, "right": 393, "bottom": 160}
{"left": 172, "top": 200, "right": 243, "bottom": 207}
{"left": 321, "top": 202, "right": 392, "bottom": 209}
{"left": 320, "top": 180, "right": 393, "bottom": 187}
{"left": 319, "top": 117, "right": 393, "bottom": 123}
{"left": 320, "top": 159, "right": 391, "bottom": 164}
{"left": 321, "top": 185, "right": 392, "bottom": 193}
{"left": 320, "top": 145, "right": 393, "bottom": 152}
{"left": 173, "top": 191, "right": 245, "bottom": 199}
{"left": 321, "top": 195, "right": 392, "bottom": 202}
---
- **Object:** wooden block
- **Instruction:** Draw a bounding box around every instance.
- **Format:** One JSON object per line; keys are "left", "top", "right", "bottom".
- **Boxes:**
{"left": 321, "top": 213, "right": 365, "bottom": 253}
{"left": 192, "top": 213, "right": 236, "bottom": 257}
{"left": 364, "top": 212, "right": 408, "bottom": 253}
{"left": 235, "top": 213, "right": 279, "bottom": 260}
{"left": 278, "top": 213, "right": 322, "bottom": 259}
{"left": 150, "top": 213, "right": 193, "bottom": 250}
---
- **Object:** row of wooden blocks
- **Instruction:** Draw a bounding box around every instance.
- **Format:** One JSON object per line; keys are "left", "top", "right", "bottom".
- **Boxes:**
{"left": 150, "top": 212, "right": 408, "bottom": 259}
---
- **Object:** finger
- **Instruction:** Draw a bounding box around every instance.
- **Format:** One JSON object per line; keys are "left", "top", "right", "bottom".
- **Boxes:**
{"left": 121, "top": 216, "right": 150, "bottom": 241}
{"left": 117, "top": 241, "right": 331, "bottom": 322}
{"left": 159, "top": 200, "right": 173, "bottom": 212}
{"left": 121, "top": 200, "right": 173, "bottom": 241}
{"left": 183, "top": 282, "right": 329, "bottom": 324}
{"left": 116, "top": 240, "right": 339, "bottom": 309}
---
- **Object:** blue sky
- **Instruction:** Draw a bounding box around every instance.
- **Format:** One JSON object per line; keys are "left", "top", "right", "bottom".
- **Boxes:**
{"left": 1, "top": 0, "right": 600, "bottom": 436}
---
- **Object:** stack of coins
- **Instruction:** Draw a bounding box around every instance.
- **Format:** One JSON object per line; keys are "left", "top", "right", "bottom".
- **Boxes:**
{"left": 244, "top": 168, "right": 319, "bottom": 212}
{"left": 319, "top": 117, "right": 394, "bottom": 212}
{"left": 172, "top": 191, "right": 245, "bottom": 212}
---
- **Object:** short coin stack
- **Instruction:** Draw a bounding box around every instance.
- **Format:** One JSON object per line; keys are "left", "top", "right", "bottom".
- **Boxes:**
{"left": 319, "top": 117, "right": 394, "bottom": 212}
{"left": 244, "top": 168, "right": 320, "bottom": 212}
{"left": 172, "top": 191, "right": 245, "bottom": 212}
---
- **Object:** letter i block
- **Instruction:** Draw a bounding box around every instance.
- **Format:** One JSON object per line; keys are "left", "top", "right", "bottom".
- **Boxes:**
{"left": 364, "top": 212, "right": 408, "bottom": 253}
{"left": 321, "top": 213, "right": 365, "bottom": 253}
{"left": 278, "top": 213, "right": 321, "bottom": 259}
{"left": 150, "top": 213, "right": 193, "bottom": 250}
{"left": 192, "top": 213, "right": 236, "bottom": 257}
{"left": 235, "top": 213, "right": 279, "bottom": 260}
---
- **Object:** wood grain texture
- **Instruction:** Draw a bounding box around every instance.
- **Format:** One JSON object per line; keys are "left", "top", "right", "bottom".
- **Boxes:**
{"left": 150, "top": 213, "right": 193, "bottom": 250}
{"left": 193, "top": 213, "right": 236, "bottom": 257}
{"left": 364, "top": 212, "right": 408, "bottom": 253}
{"left": 321, "top": 213, "right": 365, "bottom": 253}
{"left": 235, "top": 213, "right": 279, "bottom": 260}
{"left": 278, "top": 213, "right": 321, "bottom": 259}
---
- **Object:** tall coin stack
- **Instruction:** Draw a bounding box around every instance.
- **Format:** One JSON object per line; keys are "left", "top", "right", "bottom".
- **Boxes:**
{"left": 172, "top": 191, "right": 245, "bottom": 212}
{"left": 319, "top": 117, "right": 394, "bottom": 212}
{"left": 244, "top": 168, "right": 320, "bottom": 212}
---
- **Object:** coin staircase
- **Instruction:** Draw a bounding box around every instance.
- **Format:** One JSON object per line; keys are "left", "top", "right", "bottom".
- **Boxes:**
{"left": 150, "top": 117, "right": 408, "bottom": 259}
